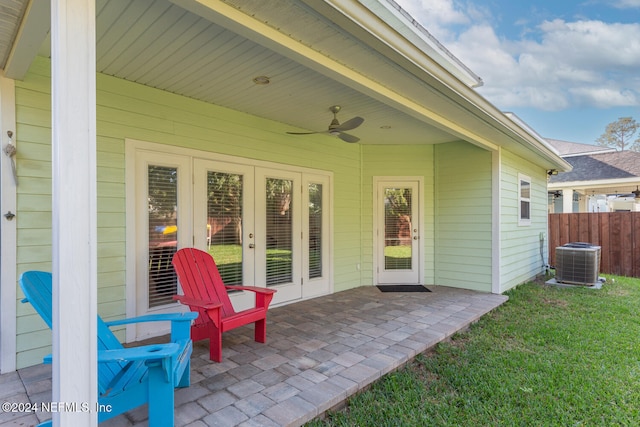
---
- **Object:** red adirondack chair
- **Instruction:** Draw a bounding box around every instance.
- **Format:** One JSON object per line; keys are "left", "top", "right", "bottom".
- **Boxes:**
{"left": 172, "top": 247, "right": 277, "bottom": 362}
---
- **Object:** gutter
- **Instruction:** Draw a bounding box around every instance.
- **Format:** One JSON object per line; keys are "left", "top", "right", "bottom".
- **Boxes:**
{"left": 504, "top": 113, "right": 573, "bottom": 172}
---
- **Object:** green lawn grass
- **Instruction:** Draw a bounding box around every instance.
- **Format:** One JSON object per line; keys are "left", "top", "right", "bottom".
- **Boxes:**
{"left": 308, "top": 276, "right": 640, "bottom": 426}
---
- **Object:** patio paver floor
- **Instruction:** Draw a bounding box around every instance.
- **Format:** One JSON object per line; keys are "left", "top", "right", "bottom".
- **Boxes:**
{"left": 1, "top": 285, "right": 508, "bottom": 427}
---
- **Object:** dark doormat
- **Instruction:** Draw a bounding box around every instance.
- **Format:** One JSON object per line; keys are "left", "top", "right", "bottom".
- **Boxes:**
{"left": 376, "top": 285, "right": 431, "bottom": 293}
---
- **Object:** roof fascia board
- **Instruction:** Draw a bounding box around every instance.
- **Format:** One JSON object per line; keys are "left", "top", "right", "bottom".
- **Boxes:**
{"left": 307, "top": 0, "right": 482, "bottom": 88}
{"left": 562, "top": 150, "right": 617, "bottom": 158}
{"left": 505, "top": 112, "right": 572, "bottom": 171}
{"left": 169, "top": 0, "right": 500, "bottom": 151}
{"left": 3, "top": 0, "right": 50, "bottom": 80}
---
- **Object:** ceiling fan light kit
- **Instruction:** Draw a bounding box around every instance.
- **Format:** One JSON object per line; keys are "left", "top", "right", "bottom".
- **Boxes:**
{"left": 286, "top": 105, "right": 364, "bottom": 143}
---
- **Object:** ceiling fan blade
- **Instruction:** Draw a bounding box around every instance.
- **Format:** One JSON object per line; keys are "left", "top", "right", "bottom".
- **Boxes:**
{"left": 335, "top": 116, "right": 364, "bottom": 131}
{"left": 338, "top": 132, "right": 360, "bottom": 143}
{"left": 286, "top": 131, "right": 321, "bottom": 135}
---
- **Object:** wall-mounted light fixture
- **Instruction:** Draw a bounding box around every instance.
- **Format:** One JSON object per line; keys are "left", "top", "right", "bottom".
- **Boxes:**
{"left": 547, "top": 169, "right": 558, "bottom": 176}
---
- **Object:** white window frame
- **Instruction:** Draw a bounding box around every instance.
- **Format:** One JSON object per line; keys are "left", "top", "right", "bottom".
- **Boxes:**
{"left": 518, "top": 173, "right": 531, "bottom": 226}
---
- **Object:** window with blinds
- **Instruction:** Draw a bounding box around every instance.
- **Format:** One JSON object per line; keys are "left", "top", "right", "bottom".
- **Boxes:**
{"left": 309, "top": 183, "right": 323, "bottom": 279}
{"left": 266, "top": 178, "right": 293, "bottom": 286}
{"left": 384, "top": 187, "right": 413, "bottom": 270}
{"left": 207, "top": 171, "right": 244, "bottom": 285}
{"left": 147, "top": 165, "right": 178, "bottom": 308}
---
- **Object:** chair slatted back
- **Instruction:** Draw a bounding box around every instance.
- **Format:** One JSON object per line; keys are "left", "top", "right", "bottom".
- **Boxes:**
{"left": 19, "top": 271, "right": 130, "bottom": 396}
{"left": 172, "top": 248, "right": 237, "bottom": 324}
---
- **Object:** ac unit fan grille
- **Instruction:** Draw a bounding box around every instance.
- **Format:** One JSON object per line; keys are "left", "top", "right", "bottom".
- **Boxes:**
{"left": 555, "top": 245, "right": 601, "bottom": 285}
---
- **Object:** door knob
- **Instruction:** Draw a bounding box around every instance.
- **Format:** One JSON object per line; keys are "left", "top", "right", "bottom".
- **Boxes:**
{"left": 248, "top": 243, "right": 255, "bottom": 249}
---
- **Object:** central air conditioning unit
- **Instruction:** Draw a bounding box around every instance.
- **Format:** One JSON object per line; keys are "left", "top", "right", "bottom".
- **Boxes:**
{"left": 555, "top": 242, "right": 601, "bottom": 286}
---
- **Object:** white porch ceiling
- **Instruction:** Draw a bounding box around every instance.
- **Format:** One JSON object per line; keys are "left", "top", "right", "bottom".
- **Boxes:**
{"left": 0, "top": 0, "right": 570, "bottom": 169}
{"left": 93, "top": 0, "right": 455, "bottom": 144}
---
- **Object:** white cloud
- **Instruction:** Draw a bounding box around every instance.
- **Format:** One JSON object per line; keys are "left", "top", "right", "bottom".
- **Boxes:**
{"left": 394, "top": 0, "right": 640, "bottom": 111}
{"left": 612, "top": 0, "right": 640, "bottom": 8}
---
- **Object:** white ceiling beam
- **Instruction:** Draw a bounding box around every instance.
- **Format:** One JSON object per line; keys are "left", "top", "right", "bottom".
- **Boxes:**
{"left": 4, "top": 0, "right": 50, "bottom": 80}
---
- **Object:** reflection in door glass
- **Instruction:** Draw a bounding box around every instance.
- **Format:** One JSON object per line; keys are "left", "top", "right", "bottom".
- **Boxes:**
{"left": 266, "top": 178, "right": 293, "bottom": 286}
{"left": 207, "top": 171, "right": 243, "bottom": 285}
{"left": 147, "top": 166, "right": 178, "bottom": 307}
{"left": 309, "top": 183, "right": 322, "bottom": 279}
{"left": 384, "top": 187, "right": 412, "bottom": 270}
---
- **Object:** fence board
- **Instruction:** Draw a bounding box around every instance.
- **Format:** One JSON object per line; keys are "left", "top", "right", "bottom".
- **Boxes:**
{"left": 600, "top": 214, "right": 610, "bottom": 273}
{"left": 548, "top": 212, "right": 640, "bottom": 278}
{"left": 631, "top": 215, "right": 640, "bottom": 277}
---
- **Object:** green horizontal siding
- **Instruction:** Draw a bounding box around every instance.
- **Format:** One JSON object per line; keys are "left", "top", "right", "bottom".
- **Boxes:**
{"left": 435, "top": 142, "right": 492, "bottom": 292}
{"left": 499, "top": 150, "right": 549, "bottom": 291}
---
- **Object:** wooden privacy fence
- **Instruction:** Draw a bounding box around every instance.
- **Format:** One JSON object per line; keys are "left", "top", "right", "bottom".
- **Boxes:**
{"left": 548, "top": 212, "right": 640, "bottom": 278}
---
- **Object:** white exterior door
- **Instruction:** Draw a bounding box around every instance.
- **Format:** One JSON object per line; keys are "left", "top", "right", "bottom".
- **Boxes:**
{"left": 375, "top": 179, "right": 422, "bottom": 285}
{"left": 193, "top": 159, "right": 257, "bottom": 311}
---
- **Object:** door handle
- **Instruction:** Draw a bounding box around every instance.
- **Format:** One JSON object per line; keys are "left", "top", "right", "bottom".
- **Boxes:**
{"left": 248, "top": 243, "right": 255, "bottom": 249}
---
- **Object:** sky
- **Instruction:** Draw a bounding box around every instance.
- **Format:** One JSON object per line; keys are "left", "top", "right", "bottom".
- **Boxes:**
{"left": 393, "top": 0, "right": 640, "bottom": 145}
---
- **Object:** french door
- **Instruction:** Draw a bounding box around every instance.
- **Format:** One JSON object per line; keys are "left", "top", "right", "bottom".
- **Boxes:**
{"left": 130, "top": 146, "right": 331, "bottom": 339}
{"left": 375, "top": 179, "right": 422, "bottom": 285}
{"left": 194, "top": 161, "right": 305, "bottom": 310}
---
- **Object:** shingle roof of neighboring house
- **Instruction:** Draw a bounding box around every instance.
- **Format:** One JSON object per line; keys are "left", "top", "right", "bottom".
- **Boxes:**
{"left": 548, "top": 150, "right": 640, "bottom": 183}
{"left": 545, "top": 138, "right": 615, "bottom": 157}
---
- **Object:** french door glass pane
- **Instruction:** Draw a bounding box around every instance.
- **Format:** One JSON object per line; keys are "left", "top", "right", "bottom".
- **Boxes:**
{"left": 266, "top": 178, "right": 293, "bottom": 286}
{"left": 207, "top": 171, "right": 243, "bottom": 285}
{"left": 147, "top": 166, "right": 178, "bottom": 307}
{"left": 384, "top": 187, "right": 413, "bottom": 270}
{"left": 309, "top": 183, "right": 322, "bottom": 279}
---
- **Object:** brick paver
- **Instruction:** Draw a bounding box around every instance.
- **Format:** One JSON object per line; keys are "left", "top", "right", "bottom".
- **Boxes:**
{"left": 3, "top": 285, "right": 507, "bottom": 426}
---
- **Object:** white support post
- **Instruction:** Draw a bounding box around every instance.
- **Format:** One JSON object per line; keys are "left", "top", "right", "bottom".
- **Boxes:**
{"left": 491, "top": 148, "right": 501, "bottom": 294}
{"left": 0, "top": 75, "right": 17, "bottom": 373}
{"left": 51, "top": 0, "right": 97, "bottom": 426}
{"left": 562, "top": 188, "right": 573, "bottom": 214}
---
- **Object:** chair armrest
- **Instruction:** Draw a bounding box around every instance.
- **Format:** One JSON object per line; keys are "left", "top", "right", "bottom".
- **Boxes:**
{"left": 105, "top": 312, "right": 197, "bottom": 343}
{"left": 104, "top": 312, "right": 197, "bottom": 328}
{"left": 98, "top": 343, "right": 181, "bottom": 363}
{"left": 45, "top": 343, "right": 181, "bottom": 364}
{"left": 225, "top": 285, "right": 277, "bottom": 295}
{"left": 173, "top": 295, "right": 223, "bottom": 310}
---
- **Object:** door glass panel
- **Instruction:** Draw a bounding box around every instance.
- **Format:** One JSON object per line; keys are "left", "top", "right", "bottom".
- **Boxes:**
{"left": 266, "top": 178, "right": 293, "bottom": 286}
{"left": 309, "top": 183, "right": 323, "bottom": 279}
{"left": 207, "top": 171, "right": 244, "bottom": 285}
{"left": 147, "top": 166, "right": 178, "bottom": 308}
{"left": 384, "top": 187, "right": 413, "bottom": 270}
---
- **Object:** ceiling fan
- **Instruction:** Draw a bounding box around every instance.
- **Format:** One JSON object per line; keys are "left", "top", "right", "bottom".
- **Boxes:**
{"left": 287, "top": 105, "right": 364, "bottom": 143}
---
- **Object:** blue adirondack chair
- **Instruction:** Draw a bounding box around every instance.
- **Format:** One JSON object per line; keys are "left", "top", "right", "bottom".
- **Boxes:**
{"left": 19, "top": 271, "right": 197, "bottom": 426}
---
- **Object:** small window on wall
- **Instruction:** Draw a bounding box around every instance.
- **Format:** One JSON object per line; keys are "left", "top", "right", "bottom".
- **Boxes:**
{"left": 518, "top": 174, "right": 531, "bottom": 226}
